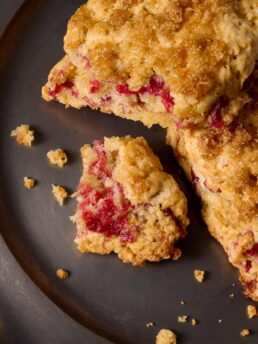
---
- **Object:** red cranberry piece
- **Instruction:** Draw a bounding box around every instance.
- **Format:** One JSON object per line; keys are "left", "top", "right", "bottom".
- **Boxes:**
{"left": 48, "top": 80, "right": 74, "bottom": 97}
{"left": 90, "top": 80, "right": 101, "bottom": 94}
{"left": 208, "top": 100, "right": 225, "bottom": 129}
{"left": 147, "top": 75, "right": 165, "bottom": 95}
{"left": 116, "top": 84, "right": 138, "bottom": 96}
{"left": 245, "top": 260, "right": 252, "bottom": 273}
{"left": 245, "top": 243, "right": 258, "bottom": 258}
{"left": 161, "top": 92, "right": 174, "bottom": 112}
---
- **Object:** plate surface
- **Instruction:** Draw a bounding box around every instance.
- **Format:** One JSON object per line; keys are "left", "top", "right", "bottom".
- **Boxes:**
{"left": 0, "top": 1, "right": 257, "bottom": 343}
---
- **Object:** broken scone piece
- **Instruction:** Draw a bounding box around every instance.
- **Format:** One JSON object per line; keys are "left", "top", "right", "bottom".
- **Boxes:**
{"left": 52, "top": 185, "right": 69, "bottom": 205}
{"left": 11, "top": 124, "right": 34, "bottom": 147}
{"left": 42, "top": 0, "right": 258, "bottom": 128}
{"left": 71, "top": 136, "right": 189, "bottom": 265}
{"left": 167, "top": 87, "right": 258, "bottom": 301}
{"left": 47, "top": 148, "right": 68, "bottom": 167}
{"left": 156, "top": 329, "right": 177, "bottom": 344}
{"left": 56, "top": 268, "right": 69, "bottom": 279}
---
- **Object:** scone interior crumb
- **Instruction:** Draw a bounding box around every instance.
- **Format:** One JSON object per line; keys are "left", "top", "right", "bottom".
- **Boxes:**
{"left": 11, "top": 124, "right": 34, "bottom": 147}
{"left": 56, "top": 269, "right": 69, "bottom": 279}
{"left": 177, "top": 315, "right": 187, "bottom": 323}
{"left": 247, "top": 305, "right": 257, "bottom": 319}
{"left": 52, "top": 185, "right": 68, "bottom": 205}
{"left": 156, "top": 329, "right": 177, "bottom": 344}
{"left": 24, "top": 177, "right": 35, "bottom": 189}
{"left": 240, "top": 329, "right": 250, "bottom": 337}
{"left": 194, "top": 269, "right": 205, "bottom": 283}
{"left": 47, "top": 148, "right": 68, "bottom": 167}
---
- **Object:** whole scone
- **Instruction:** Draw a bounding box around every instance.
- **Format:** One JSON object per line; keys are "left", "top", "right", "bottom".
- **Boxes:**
{"left": 42, "top": 0, "right": 258, "bottom": 127}
{"left": 71, "top": 136, "right": 189, "bottom": 265}
{"left": 167, "top": 97, "right": 258, "bottom": 300}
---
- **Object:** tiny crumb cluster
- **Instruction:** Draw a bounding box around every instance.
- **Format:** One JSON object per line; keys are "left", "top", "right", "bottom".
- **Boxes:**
{"left": 11, "top": 124, "right": 35, "bottom": 147}
{"left": 23, "top": 177, "right": 35, "bottom": 189}
{"left": 156, "top": 329, "right": 177, "bottom": 344}
{"left": 194, "top": 269, "right": 205, "bottom": 283}
{"left": 52, "top": 185, "right": 68, "bottom": 205}
{"left": 56, "top": 268, "right": 69, "bottom": 279}
{"left": 247, "top": 305, "right": 257, "bottom": 319}
{"left": 240, "top": 329, "right": 250, "bottom": 337}
{"left": 47, "top": 148, "right": 68, "bottom": 167}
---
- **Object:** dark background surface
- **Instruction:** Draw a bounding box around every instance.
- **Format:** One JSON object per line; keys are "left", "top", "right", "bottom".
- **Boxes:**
{"left": 0, "top": 1, "right": 257, "bottom": 344}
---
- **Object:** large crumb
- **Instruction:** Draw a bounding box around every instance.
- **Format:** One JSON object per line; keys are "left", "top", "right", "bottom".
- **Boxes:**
{"left": 240, "top": 329, "right": 250, "bottom": 337}
{"left": 156, "top": 329, "right": 177, "bottom": 344}
{"left": 11, "top": 124, "right": 34, "bottom": 147}
{"left": 247, "top": 305, "right": 257, "bottom": 319}
{"left": 47, "top": 149, "right": 68, "bottom": 167}
{"left": 52, "top": 185, "right": 68, "bottom": 205}
{"left": 56, "top": 269, "right": 69, "bottom": 279}
{"left": 23, "top": 177, "right": 36, "bottom": 189}
{"left": 194, "top": 269, "right": 205, "bottom": 283}
{"left": 178, "top": 315, "right": 188, "bottom": 323}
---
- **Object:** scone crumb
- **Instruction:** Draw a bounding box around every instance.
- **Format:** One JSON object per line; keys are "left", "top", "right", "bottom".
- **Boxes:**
{"left": 229, "top": 293, "right": 235, "bottom": 298}
{"left": 178, "top": 315, "right": 188, "bottom": 323}
{"left": 180, "top": 301, "right": 185, "bottom": 305}
{"left": 247, "top": 305, "right": 257, "bottom": 319}
{"left": 52, "top": 185, "right": 68, "bottom": 205}
{"left": 156, "top": 329, "right": 177, "bottom": 344}
{"left": 191, "top": 318, "right": 197, "bottom": 326}
{"left": 47, "top": 149, "right": 68, "bottom": 167}
{"left": 194, "top": 269, "right": 205, "bottom": 283}
{"left": 146, "top": 322, "right": 154, "bottom": 328}
{"left": 240, "top": 329, "right": 250, "bottom": 337}
{"left": 172, "top": 248, "right": 182, "bottom": 260}
{"left": 218, "top": 319, "right": 223, "bottom": 324}
{"left": 24, "top": 177, "right": 35, "bottom": 189}
{"left": 232, "top": 283, "right": 236, "bottom": 287}
{"left": 56, "top": 269, "right": 69, "bottom": 279}
{"left": 11, "top": 124, "right": 34, "bottom": 147}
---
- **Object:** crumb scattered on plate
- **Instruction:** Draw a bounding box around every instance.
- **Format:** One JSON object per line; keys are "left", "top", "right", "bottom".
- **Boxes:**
{"left": 191, "top": 319, "right": 197, "bottom": 326}
{"left": 247, "top": 305, "right": 257, "bottom": 319}
{"left": 218, "top": 319, "right": 223, "bottom": 324}
{"left": 156, "top": 329, "right": 177, "bottom": 344}
{"left": 11, "top": 124, "right": 34, "bottom": 147}
{"left": 47, "top": 148, "right": 68, "bottom": 167}
{"left": 56, "top": 268, "right": 69, "bottom": 279}
{"left": 52, "top": 185, "right": 68, "bottom": 205}
{"left": 240, "top": 329, "right": 250, "bottom": 337}
{"left": 178, "top": 315, "right": 188, "bottom": 323}
{"left": 146, "top": 322, "right": 154, "bottom": 328}
{"left": 194, "top": 269, "right": 205, "bottom": 283}
{"left": 229, "top": 293, "right": 235, "bottom": 298}
{"left": 23, "top": 177, "right": 36, "bottom": 189}
{"left": 180, "top": 301, "right": 185, "bottom": 305}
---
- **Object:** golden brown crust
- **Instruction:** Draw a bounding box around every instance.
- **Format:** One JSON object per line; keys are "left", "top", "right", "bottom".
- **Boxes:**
{"left": 71, "top": 136, "right": 189, "bottom": 265}
{"left": 62, "top": 0, "right": 258, "bottom": 122}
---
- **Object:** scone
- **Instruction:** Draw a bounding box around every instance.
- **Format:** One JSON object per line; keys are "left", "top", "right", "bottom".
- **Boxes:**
{"left": 167, "top": 99, "right": 258, "bottom": 300}
{"left": 42, "top": 0, "right": 258, "bottom": 128}
{"left": 71, "top": 136, "right": 189, "bottom": 265}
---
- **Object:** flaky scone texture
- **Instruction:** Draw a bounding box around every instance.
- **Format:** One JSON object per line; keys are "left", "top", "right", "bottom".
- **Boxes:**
{"left": 43, "top": 0, "right": 258, "bottom": 127}
{"left": 167, "top": 100, "right": 258, "bottom": 300}
{"left": 71, "top": 136, "right": 189, "bottom": 265}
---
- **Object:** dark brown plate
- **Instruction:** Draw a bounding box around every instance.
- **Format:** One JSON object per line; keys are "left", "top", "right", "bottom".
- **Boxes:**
{"left": 0, "top": 1, "right": 257, "bottom": 343}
